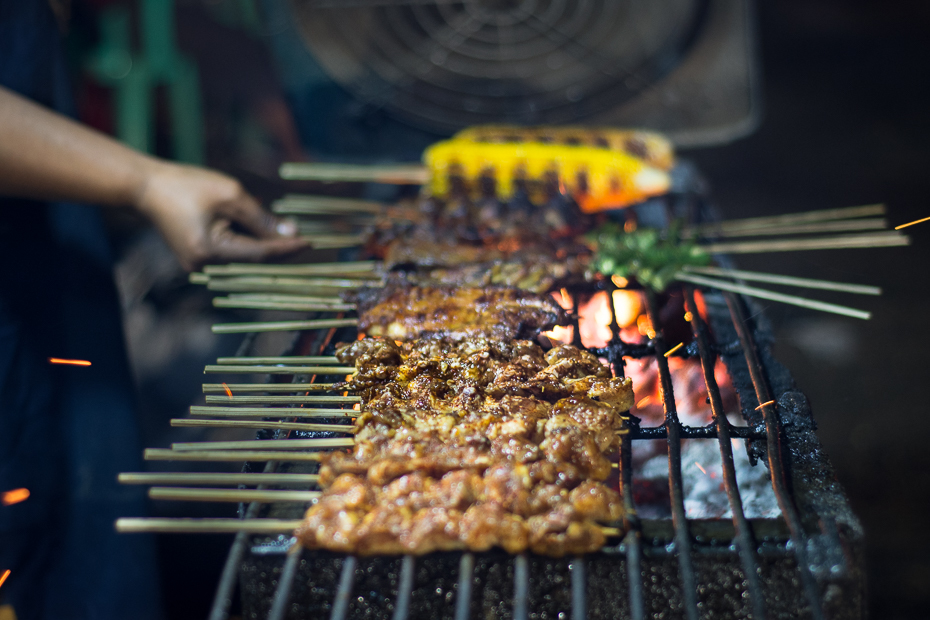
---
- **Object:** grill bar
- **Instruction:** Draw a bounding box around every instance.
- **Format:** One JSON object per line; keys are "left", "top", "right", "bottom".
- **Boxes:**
{"left": 606, "top": 280, "right": 645, "bottom": 620}
{"left": 684, "top": 287, "right": 767, "bottom": 620}
{"left": 207, "top": 461, "right": 277, "bottom": 620}
{"left": 331, "top": 557, "right": 358, "bottom": 620}
{"left": 725, "top": 293, "right": 826, "bottom": 620}
{"left": 571, "top": 557, "right": 587, "bottom": 620}
{"left": 267, "top": 549, "right": 302, "bottom": 620}
{"left": 644, "top": 291, "right": 700, "bottom": 620}
{"left": 392, "top": 555, "right": 416, "bottom": 620}
{"left": 620, "top": 431, "right": 646, "bottom": 620}
{"left": 513, "top": 554, "right": 530, "bottom": 620}
{"left": 454, "top": 553, "right": 475, "bottom": 620}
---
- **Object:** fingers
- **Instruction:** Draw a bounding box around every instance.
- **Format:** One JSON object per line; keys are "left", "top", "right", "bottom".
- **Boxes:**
{"left": 216, "top": 192, "right": 298, "bottom": 240}
{"left": 205, "top": 219, "right": 308, "bottom": 264}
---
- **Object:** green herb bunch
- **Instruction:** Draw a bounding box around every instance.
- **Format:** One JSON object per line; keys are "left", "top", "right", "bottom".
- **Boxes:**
{"left": 588, "top": 222, "right": 710, "bottom": 291}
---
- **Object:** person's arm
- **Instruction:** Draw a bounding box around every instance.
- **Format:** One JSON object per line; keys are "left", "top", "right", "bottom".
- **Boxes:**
{"left": 0, "top": 85, "right": 306, "bottom": 270}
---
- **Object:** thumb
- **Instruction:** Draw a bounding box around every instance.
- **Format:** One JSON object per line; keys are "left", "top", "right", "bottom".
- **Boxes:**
{"left": 217, "top": 193, "right": 298, "bottom": 240}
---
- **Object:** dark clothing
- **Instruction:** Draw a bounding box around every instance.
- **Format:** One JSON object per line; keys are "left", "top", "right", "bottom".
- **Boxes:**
{"left": 0, "top": 2, "right": 162, "bottom": 618}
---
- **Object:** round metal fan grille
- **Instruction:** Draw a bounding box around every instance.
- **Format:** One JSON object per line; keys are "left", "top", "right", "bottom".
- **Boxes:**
{"left": 290, "top": 0, "right": 706, "bottom": 132}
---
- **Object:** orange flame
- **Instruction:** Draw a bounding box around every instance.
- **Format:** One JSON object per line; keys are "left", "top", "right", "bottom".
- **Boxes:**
{"left": 1, "top": 488, "right": 29, "bottom": 506}
{"left": 48, "top": 358, "right": 91, "bottom": 366}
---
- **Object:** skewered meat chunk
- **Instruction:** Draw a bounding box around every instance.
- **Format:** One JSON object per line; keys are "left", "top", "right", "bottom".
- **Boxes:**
{"left": 300, "top": 337, "right": 631, "bottom": 557}
{"left": 350, "top": 285, "right": 568, "bottom": 341}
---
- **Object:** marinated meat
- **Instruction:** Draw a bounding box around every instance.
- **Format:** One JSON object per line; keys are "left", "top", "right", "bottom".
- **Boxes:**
{"left": 350, "top": 285, "right": 568, "bottom": 341}
{"left": 299, "top": 338, "right": 631, "bottom": 557}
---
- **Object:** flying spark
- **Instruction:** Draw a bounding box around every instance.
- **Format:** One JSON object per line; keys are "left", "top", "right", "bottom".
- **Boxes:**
{"left": 2, "top": 488, "right": 30, "bottom": 506}
{"left": 755, "top": 400, "right": 776, "bottom": 411}
{"left": 694, "top": 462, "right": 708, "bottom": 476}
{"left": 48, "top": 358, "right": 91, "bottom": 366}
{"left": 664, "top": 342, "right": 684, "bottom": 357}
{"left": 895, "top": 216, "right": 930, "bottom": 230}
{"left": 222, "top": 383, "right": 233, "bottom": 398}
{"left": 0, "top": 570, "right": 10, "bottom": 589}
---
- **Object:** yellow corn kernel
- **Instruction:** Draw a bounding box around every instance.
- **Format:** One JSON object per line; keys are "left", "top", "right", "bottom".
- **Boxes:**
{"left": 453, "top": 124, "right": 675, "bottom": 170}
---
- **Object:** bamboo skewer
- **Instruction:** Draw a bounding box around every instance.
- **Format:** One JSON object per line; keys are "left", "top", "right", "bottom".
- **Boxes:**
{"left": 149, "top": 487, "right": 321, "bottom": 503}
{"left": 202, "top": 275, "right": 380, "bottom": 289}
{"left": 118, "top": 472, "right": 320, "bottom": 486}
{"left": 208, "top": 282, "right": 359, "bottom": 295}
{"left": 213, "top": 298, "right": 356, "bottom": 312}
{"left": 204, "top": 394, "right": 358, "bottom": 404}
{"left": 302, "top": 233, "right": 367, "bottom": 248}
{"left": 691, "top": 203, "right": 886, "bottom": 234}
{"left": 189, "top": 406, "right": 355, "bottom": 418}
{"left": 202, "top": 383, "right": 343, "bottom": 393}
{"left": 171, "top": 418, "right": 355, "bottom": 433}
{"left": 204, "top": 261, "right": 380, "bottom": 276}
{"left": 204, "top": 365, "right": 356, "bottom": 376}
{"left": 211, "top": 319, "right": 359, "bottom": 335}
{"left": 700, "top": 231, "right": 908, "bottom": 254}
{"left": 217, "top": 356, "right": 340, "bottom": 365}
{"left": 116, "top": 517, "right": 624, "bottom": 536}
{"left": 171, "top": 438, "right": 354, "bottom": 451}
{"left": 227, "top": 293, "right": 346, "bottom": 304}
{"left": 116, "top": 517, "right": 306, "bottom": 534}
{"left": 144, "top": 448, "right": 323, "bottom": 462}
{"left": 279, "top": 163, "right": 430, "bottom": 184}
{"left": 273, "top": 195, "right": 387, "bottom": 214}
{"left": 682, "top": 266, "right": 882, "bottom": 295}
{"left": 675, "top": 273, "right": 871, "bottom": 320}
{"left": 684, "top": 218, "right": 888, "bottom": 239}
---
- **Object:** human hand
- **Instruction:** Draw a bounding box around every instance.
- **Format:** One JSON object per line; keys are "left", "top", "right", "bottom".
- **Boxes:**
{"left": 135, "top": 162, "right": 307, "bottom": 270}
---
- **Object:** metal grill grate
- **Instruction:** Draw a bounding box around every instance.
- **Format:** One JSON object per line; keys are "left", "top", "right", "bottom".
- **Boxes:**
{"left": 194, "top": 190, "right": 865, "bottom": 619}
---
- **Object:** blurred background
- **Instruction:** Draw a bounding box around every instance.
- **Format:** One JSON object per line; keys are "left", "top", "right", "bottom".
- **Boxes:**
{"left": 60, "top": 0, "right": 930, "bottom": 617}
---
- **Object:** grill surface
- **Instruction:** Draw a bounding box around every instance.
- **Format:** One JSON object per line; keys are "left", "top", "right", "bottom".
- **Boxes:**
{"left": 202, "top": 194, "right": 864, "bottom": 620}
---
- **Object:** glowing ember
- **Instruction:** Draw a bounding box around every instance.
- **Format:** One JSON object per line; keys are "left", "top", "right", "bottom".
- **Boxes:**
{"left": 612, "top": 289, "right": 642, "bottom": 328}
{"left": 611, "top": 275, "right": 629, "bottom": 288}
{"left": 48, "top": 358, "right": 91, "bottom": 366}
{"left": 2, "top": 488, "right": 30, "bottom": 506}
{"left": 222, "top": 383, "right": 233, "bottom": 398}
{"left": 895, "top": 215, "right": 930, "bottom": 230}
{"left": 683, "top": 311, "right": 693, "bottom": 322}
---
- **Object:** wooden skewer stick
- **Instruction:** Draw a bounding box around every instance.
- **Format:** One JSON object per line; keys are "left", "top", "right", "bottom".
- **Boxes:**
{"left": 149, "top": 487, "right": 320, "bottom": 503}
{"left": 189, "top": 406, "right": 356, "bottom": 418}
{"left": 301, "top": 233, "right": 368, "bottom": 247}
{"left": 211, "top": 319, "right": 359, "bottom": 335}
{"left": 683, "top": 218, "right": 888, "bottom": 239}
{"left": 204, "top": 365, "right": 356, "bottom": 375}
{"left": 692, "top": 203, "right": 886, "bottom": 233}
{"left": 204, "top": 394, "right": 358, "bottom": 404}
{"left": 682, "top": 266, "right": 882, "bottom": 295}
{"left": 144, "top": 448, "right": 323, "bottom": 462}
{"left": 116, "top": 517, "right": 625, "bottom": 537}
{"left": 675, "top": 273, "right": 871, "bottom": 320}
{"left": 204, "top": 260, "right": 380, "bottom": 276}
{"left": 272, "top": 195, "right": 386, "bottom": 214}
{"left": 227, "top": 293, "right": 346, "bottom": 304}
{"left": 202, "top": 383, "right": 344, "bottom": 393}
{"left": 116, "top": 517, "right": 305, "bottom": 534}
{"left": 118, "top": 472, "right": 320, "bottom": 486}
{"left": 700, "top": 231, "right": 908, "bottom": 255}
{"left": 213, "top": 298, "right": 356, "bottom": 312}
{"left": 171, "top": 418, "right": 355, "bottom": 433}
{"left": 205, "top": 275, "right": 379, "bottom": 289}
{"left": 279, "top": 162, "right": 430, "bottom": 184}
{"left": 217, "top": 356, "right": 339, "bottom": 365}
{"left": 207, "top": 281, "right": 361, "bottom": 295}
{"left": 171, "top": 438, "right": 354, "bottom": 451}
